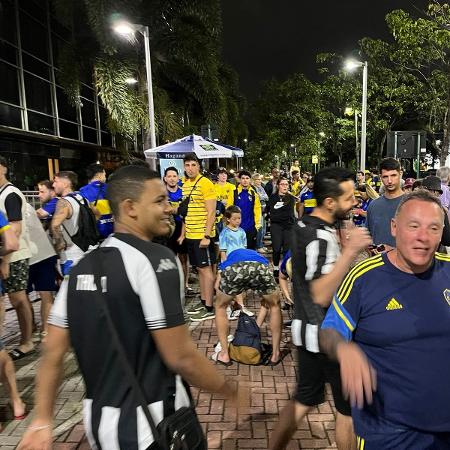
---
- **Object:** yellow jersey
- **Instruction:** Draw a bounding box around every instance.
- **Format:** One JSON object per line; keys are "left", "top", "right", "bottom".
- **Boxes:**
{"left": 182, "top": 175, "right": 217, "bottom": 239}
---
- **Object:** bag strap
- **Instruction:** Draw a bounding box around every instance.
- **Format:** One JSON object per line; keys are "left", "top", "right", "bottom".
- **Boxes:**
{"left": 186, "top": 175, "right": 203, "bottom": 200}
{"left": 65, "top": 193, "right": 87, "bottom": 208}
{"left": 92, "top": 251, "right": 161, "bottom": 441}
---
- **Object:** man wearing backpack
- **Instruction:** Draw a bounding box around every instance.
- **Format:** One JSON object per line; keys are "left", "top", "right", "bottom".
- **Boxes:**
{"left": 227, "top": 171, "right": 261, "bottom": 250}
{"left": 51, "top": 171, "right": 99, "bottom": 276}
{"left": 79, "top": 163, "right": 114, "bottom": 239}
{"left": 0, "top": 156, "right": 35, "bottom": 360}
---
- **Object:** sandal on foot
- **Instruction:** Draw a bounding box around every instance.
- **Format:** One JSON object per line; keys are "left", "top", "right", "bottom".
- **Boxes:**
{"left": 9, "top": 348, "right": 34, "bottom": 361}
{"left": 210, "top": 352, "right": 233, "bottom": 367}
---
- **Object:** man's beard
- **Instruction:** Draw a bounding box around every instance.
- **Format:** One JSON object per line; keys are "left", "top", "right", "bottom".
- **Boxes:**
{"left": 334, "top": 207, "right": 351, "bottom": 221}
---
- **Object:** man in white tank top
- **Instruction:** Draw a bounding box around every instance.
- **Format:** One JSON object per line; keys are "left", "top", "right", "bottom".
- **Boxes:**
{"left": 51, "top": 172, "right": 85, "bottom": 276}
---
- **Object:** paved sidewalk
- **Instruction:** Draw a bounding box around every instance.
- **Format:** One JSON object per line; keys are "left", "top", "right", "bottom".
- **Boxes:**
{"left": 0, "top": 293, "right": 339, "bottom": 450}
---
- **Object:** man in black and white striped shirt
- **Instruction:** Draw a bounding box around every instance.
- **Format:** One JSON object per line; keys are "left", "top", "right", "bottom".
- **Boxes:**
{"left": 270, "top": 167, "right": 372, "bottom": 450}
{"left": 19, "top": 165, "right": 239, "bottom": 450}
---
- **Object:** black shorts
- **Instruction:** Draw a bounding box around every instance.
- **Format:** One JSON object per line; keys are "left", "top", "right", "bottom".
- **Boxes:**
{"left": 294, "top": 346, "right": 351, "bottom": 416}
{"left": 167, "top": 221, "right": 188, "bottom": 255}
{"left": 27, "top": 255, "right": 58, "bottom": 292}
{"left": 186, "top": 238, "right": 216, "bottom": 268}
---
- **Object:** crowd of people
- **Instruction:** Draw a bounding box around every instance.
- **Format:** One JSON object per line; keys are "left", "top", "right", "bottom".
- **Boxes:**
{"left": 0, "top": 152, "right": 446, "bottom": 449}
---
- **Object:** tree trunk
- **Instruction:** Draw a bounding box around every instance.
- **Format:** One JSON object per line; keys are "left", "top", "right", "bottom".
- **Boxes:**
{"left": 379, "top": 132, "right": 387, "bottom": 161}
{"left": 440, "top": 79, "right": 450, "bottom": 164}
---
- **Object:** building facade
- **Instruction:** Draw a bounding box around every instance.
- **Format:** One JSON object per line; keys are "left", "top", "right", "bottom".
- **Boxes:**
{"left": 0, "top": 0, "right": 121, "bottom": 189}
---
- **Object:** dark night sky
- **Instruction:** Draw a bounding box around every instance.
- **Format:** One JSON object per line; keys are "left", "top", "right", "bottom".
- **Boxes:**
{"left": 221, "top": 0, "right": 430, "bottom": 99}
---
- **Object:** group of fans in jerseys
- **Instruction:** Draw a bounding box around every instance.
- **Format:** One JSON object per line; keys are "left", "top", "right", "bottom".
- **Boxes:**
{"left": 1, "top": 152, "right": 448, "bottom": 450}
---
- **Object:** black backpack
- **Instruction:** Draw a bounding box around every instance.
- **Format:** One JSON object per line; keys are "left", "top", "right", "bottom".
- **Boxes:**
{"left": 64, "top": 194, "right": 101, "bottom": 251}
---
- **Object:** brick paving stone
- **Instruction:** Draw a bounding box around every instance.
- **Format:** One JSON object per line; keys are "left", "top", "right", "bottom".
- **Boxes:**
{"left": 1, "top": 286, "right": 343, "bottom": 450}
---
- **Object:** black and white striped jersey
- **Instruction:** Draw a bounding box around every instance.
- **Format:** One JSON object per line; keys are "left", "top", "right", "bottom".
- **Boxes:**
{"left": 291, "top": 216, "right": 340, "bottom": 353}
{"left": 48, "top": 232, "right": 191, "bottom": 449}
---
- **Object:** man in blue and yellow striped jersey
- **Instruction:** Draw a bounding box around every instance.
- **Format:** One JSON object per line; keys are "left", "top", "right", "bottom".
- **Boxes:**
{"left": 79, "top": 163, "right": 113, "bottom": 239}
{"left": 320, "top": 190, "right": 450, "bottom": 449}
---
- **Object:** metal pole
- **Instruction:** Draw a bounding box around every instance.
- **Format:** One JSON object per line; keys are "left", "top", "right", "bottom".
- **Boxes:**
{"left": 143, "top": 26, "right": 157, "bottom": 169}
{"left": 416, "top": 132, "right": 421, "bottom": 179}
{"left": 360, "top": 62, "right": 368, "bottom": 172}
{"left": 354, "top": 111, "right": 359, "bottom": 169}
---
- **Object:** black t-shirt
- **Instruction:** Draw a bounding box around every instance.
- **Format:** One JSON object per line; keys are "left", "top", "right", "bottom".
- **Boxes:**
{"left": 4, "top": 192, "right": 22, "bottom": 221}
{"left": 268, "top": 193, "right": 296, "bottom": 226}
{"left": 48, "top": 233, "right": 191, "bottom": 449}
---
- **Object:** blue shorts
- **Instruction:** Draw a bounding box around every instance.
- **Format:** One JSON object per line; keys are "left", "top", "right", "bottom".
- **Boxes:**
{"left": 27, "top": 256, "right": 58, "bottom": 292}
{"left": 357, "top": 429, "right": 450, "bottom": 449}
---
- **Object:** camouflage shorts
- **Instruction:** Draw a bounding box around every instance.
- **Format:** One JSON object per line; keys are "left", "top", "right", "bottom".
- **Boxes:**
{"left": 3, "top": 259, "right": 29, "bottom": 294}
{"left": 220, "top": 261, "right": 277, "bottom": 296}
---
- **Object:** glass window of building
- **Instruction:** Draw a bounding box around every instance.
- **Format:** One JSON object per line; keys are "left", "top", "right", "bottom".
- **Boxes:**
{"left": 23, "top": 53, "right": 50, "bottom": 80}
{"left": 81, "top": 99, "right": 96, "bottom": 128}
{"left": 0, "top": 40, "right": 17, "bottom": 65}
{"left": 19, "top": 10, "right": 49, "bottom": 62}
{"left": 18, "top": 0, "right": 46, "bottom": 25}
{"left": 56, "top": 86, "right": 77, "bottom": 122}
{"left": 0, "top": 0, "right": 17, "bottom": 45}
{"left": 24, "top": 73, "right": 53, "bottom": 115}
{"left": 0, "top": 103, "right": 22, "bottom": 128}
{"left": 28, "top": 111, "right": 54, "bottom": 135}
{"left": 0, "top": 61, "right": 20, "bottom": 105}
{"left": 82, "top": 127, "right": 98, "bottom": 144}
{"left": 59, "top": 119, "right": 79, "bottom": 140}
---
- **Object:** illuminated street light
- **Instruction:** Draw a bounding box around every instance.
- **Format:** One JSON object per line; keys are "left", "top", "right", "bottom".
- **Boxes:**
{"left": 344, "top": 58, "right": 368, "bottom": 171}
{"left": 113, "top": 22, "right": 136, "bottom": 38}
{"left": 125, "top": 77, "right": 138, "bottom": 85}
{"left": 319, "top": 131, "right": 325, "bottom": 138}
{"left": 113, "top": 20, "right": 157, "bottom": 166}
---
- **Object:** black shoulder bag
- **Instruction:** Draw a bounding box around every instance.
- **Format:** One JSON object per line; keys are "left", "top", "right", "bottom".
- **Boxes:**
{"left": 177, "top": 176, "right": 203, "bottom": 221}
{"left": 93, "top": 250, "right": 206, "bottom": 450}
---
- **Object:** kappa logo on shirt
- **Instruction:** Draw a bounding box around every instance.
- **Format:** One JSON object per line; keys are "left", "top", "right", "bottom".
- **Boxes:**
{"left": 156, "top": 258, "right": 178, "bottom": 272}
{"left": 385, "top": 298, "right": 403, "bottom": 311}
{"left": 76, "top": 274, "right": 97, "bottom": 291}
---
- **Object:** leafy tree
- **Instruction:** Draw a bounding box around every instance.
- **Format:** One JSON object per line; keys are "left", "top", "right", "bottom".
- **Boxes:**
{"left": 50, "top": 0, "right": 247, "bottom": 149}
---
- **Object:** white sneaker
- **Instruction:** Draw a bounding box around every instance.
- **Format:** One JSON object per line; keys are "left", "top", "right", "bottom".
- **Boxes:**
{"left": 241, "top": 306, "right": 254, "bottom": 317}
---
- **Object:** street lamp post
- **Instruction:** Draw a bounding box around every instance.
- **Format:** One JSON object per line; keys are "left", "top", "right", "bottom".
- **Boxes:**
{"left": 345, "top": 60, "right": 368, "bottom": 172}
{"left": 113, "top": 21, "right": 157, "bottom": 167}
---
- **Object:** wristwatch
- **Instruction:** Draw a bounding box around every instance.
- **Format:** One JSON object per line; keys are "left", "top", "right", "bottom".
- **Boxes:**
{"left": 204, "top": 235, "right": 211, "bottom": 240}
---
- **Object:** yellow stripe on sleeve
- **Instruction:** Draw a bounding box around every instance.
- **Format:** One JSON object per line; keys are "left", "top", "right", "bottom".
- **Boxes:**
{"left": 332, "top": 298, "right": 355, "bottom": 332}
{"left": 337, "top": 255, "right": 383, "bottom": 299}
{"left": 340, "top": 260, "right": 385, "bottom": 304}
